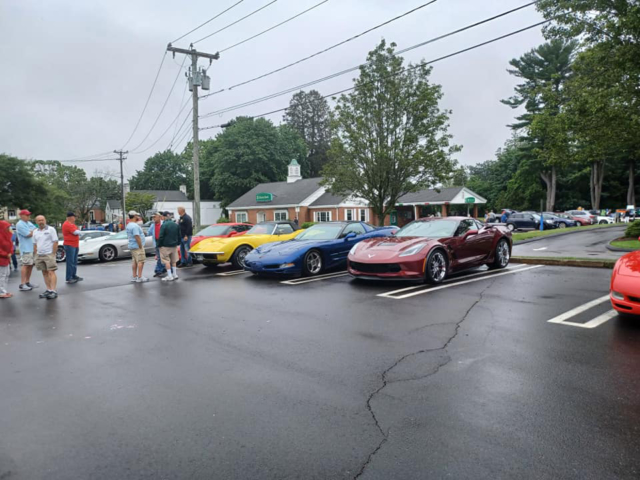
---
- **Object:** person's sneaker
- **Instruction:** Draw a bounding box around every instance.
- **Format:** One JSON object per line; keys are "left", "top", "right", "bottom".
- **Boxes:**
{"left": 19, "top": 284, "right": 33, "bottom": 291}
{"left": 26, "top": 282, "right": 39, "bottom": 289}
{"left": 136, "top": 276, "right": 149, "bottom": 283}
{"left": 39, "top": 290, "right": 51, "bottom": 298}
{"left": 67, "top": 278, "right": 78, "bottom": 284}
{"left": 47, "top": 291, "right": 58, "bottom": 300}
{"left": 130, "top": 276, "right": 138, "bottom": 283}
{"left": 177, "top": 263, "right": 185, "bottom": 269}
{"left": 73, "top": 277, "right": 83, "bottom": 282}
{"left": 173, "top": 273, "right": 179, "bottom": 280}
{"left": 153, "top": 272, "right": 161, "bottom": 278}
{"left": 161, "top": 275, "right": 174, "bottom": 282}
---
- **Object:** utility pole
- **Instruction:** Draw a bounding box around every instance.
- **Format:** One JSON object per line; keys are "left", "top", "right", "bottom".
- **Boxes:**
{"left": 114, "top": 150, "right": 128, "bottom": 226}
{"left": 166, "top": 44, "right": 219, "bottom": 230}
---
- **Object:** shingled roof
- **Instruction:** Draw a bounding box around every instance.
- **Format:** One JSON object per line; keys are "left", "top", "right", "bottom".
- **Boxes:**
{"left": 132, "top": 190, "right": 189, "bottom": 202}
{"left": 398, "top": 187, "right": 465, "bottom": 204}
{"left": 227, "top": 178, "right": 323, "bottom": 208}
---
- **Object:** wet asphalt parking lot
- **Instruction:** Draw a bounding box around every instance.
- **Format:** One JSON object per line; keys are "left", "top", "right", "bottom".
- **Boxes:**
{"left": 1, "top": 257, "right": 640, "bottom": 479}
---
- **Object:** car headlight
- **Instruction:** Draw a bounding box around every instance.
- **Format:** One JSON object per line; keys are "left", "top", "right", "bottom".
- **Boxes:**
{"left": 400, "top": 243, "right": 428, "bottom": 257}
{"left": 349, "top": 243, "right": 360, "bottom": 255}
{"left": 611, "top": 291, "right": 625, "bottom": 300}
{"left": 279, "top": 263, "right": 295, "bottom": 268}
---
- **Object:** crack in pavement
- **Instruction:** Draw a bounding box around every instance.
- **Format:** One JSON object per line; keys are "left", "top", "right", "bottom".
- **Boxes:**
{"left": 353, "top": 280, "right": 495, "bottom": 479}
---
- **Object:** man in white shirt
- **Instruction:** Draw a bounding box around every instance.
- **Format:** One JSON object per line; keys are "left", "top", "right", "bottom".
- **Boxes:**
{"left": 33, "top": 215, "right": 59, "bottom": 300}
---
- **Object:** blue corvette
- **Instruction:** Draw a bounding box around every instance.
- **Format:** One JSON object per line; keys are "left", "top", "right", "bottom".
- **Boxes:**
{"left": 244, "top": 221, "right": 397, "bottom": 276}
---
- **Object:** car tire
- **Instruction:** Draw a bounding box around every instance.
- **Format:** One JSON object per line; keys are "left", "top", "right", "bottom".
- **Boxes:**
{"left": 599, "top": 220, "right": 608, "bottom": 225}
{"left": 488, "top": 238, "right": 510, "bottom": 270}
{"left": 99, "top": 245, "right": 117, "bottom": 262}
{"left": 56, "top": 246, "right": 66, "bottom": 263}
{"left": 302, "top": 249, "right": 323, "bottom": 276}
{"left": 558, "top": 223, "right": 566, "bottom": 229}
{"left": 425, "top": 249, "right": 448, "bottom": 285}
{"left": 506, "top": 224, "right": 515, "bottom": 232}
{"left": 231, "top": 245, "right": 252, "bottom": 270}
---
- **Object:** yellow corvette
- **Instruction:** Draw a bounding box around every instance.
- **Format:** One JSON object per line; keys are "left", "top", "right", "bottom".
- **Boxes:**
{"left": 190, "top": 221, "right": 303, "bottom": 269}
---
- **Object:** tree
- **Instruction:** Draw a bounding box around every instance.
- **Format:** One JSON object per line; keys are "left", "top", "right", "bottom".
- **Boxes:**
{"left": 283, "top": 90, "right": 331, "bottom": 177}
{"left": 125, "top": 192, "right": 155, "bottom": 219}
{"left": 129, "top": 150, "right": 191, "bottom": 191}
{"left": 502, "top": 39, "right": 578, "bottom": 210}
{"left": 0, "top": 155, "right": 49, "bottom": 210}
{"left": 322, "top": 40, "right": 459, "bottom": 225}
{"left": 208, "top": 117, "right": 307, "bottom": 207}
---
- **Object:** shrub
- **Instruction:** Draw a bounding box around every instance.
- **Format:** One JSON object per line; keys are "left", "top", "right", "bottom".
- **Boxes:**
{"left": 217, "top": 216, "right": 230, "bottom": 223}
{"left": 625, "top": 220, "right": 640, "bottom": 238}
{"left": 301, "top": 222, "right": 316, "bottom": 229}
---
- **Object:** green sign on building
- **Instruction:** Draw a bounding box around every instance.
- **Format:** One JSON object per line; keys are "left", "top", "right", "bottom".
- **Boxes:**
{"left": 465, "top": 197, "right": 476, "bottom": 204}
{"left": 256, "top": 193, "right": 273, "bottom": 203}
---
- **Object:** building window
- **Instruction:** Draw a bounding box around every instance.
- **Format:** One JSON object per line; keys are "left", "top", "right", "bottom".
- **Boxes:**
{"left": 315, "top": 211, "right": 332, "bottom": 222}
{"left": 89, "top": 210, "right": 95, "bottom": 222}
{"left": 236, "top": 212, "right": 248, "bottom": 223}
{"left": 359, "top": 209, "right": 368, "bottom": 222}
{"left": 8, "top": 210, "right": 16, "bottom": 219}
{"left": 345, "top": 209, "right": 353, "bottom": 221}
{"left": 274, "top": 210, "right": 288, "bottom": 221}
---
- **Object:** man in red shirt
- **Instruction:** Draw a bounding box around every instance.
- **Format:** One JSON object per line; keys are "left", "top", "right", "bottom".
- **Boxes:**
{"left": 62, "top": 212, "right": 83, "bottom": 284}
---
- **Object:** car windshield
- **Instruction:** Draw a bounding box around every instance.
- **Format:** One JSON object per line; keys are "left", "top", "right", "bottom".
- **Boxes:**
{"left": 396, "top": 220, "right": 458, "bottom": 238}
{"left": 247, "top": 223, "right": 276, "bottom": 235}
{"left": 295, "top": 224, "right": 343, "bottom": 241}
{"left": 196, "top": 225, "right": 231, "bottom": 237}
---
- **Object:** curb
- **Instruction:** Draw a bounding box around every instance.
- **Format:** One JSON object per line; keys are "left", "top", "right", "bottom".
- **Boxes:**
{"left": 512, "top": 256, "right": 616, "bottom": 269}
{"left": 513, "top": 225, "right": 626, "bottom": 245}
{"left": 606, "top": 243, "right": 637, "bottom": 253}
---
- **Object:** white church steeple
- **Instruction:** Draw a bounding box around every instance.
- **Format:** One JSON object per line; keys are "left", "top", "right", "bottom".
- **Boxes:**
{"left": 287, "top": 159, "right": 302, "bottom": 183}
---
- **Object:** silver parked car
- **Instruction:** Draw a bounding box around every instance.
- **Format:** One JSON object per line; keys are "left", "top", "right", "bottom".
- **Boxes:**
{"left": 56, "top": 231, "right": 115, "bottom": 262}
{"left": 78, "top": 231, "right": 155, "bottom": 263}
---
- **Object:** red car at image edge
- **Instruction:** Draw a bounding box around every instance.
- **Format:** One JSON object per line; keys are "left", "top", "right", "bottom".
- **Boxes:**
{"left": 190, "top": 223, "right": 253, "bottom": 248}
{"left": 348, "top": 217, "right": 512, "bottom": 284}
{"left": 610, "top": 248, "right": 640, "bottom": 317}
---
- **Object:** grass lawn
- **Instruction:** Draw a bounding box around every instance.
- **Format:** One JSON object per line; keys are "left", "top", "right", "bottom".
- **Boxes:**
{"left": 512, "top": 222, "right": 622, "bottom": 243}
{"left": 610, "top": 239, "right": 640, "bottom": 250}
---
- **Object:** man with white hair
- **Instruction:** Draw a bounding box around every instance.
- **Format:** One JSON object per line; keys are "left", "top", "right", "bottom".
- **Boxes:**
{"left": 177, "top": 206, "right": 193, "bottom": 268}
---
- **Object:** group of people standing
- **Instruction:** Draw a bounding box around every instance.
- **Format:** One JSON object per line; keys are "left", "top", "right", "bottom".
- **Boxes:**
{"left": 125, "top": 207, "right": 193, "bottom": 284}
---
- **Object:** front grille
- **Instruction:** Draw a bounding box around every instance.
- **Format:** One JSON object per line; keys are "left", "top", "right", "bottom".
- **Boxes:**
{"left": 350, "top": 262, "right": 401, "bottom": 274}
{"left": 629, "top": 296, "right": 640, "bottom": 304}
{"left": 615, "top": 303, "right": 632, "bottom": 311}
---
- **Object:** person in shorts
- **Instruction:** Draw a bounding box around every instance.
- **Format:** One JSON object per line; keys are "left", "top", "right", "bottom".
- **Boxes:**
{"left": 15, "top": 209, "right": 38, "bottom": 291}
{"left": 126, "top": 211, "right": 148, "bottom": 283}
{"left": 158, "top": 213, "right": 181, "bottom": 282}
{"left": 33, "top": 215, "right": 59, "bottom": 300}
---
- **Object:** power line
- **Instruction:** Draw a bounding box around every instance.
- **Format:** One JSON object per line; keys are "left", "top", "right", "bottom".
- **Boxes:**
{"left": 219, "top": 0, "right": 330, "bottom": 53}
{"left": 193, "top": 0, "right": 279, "bottom": 45}
{"left": 132, "top": 99, "right": 192, "bottom": 155}
{"left": 199, "top": 2, "right": 539, "bottom": 119}
{"left": 121, "top": 51, "right": 168, "bottom": 149}
{"left": 200, "top": 0, "right": 440, "bottom": 100}
{"left": 53, "top": 158, "right": 122, "bottom": 163}
{"left": 200, "top": 19, "right": 550, "bottom": 131}
{"left": 129, "top": 55, "right": 187, "bottom": 153}
{"left": 171, "top": 0, "right": 246, "bottom": 44}
{"left": 167, "top": 108, "right": 194, "bottom": 151}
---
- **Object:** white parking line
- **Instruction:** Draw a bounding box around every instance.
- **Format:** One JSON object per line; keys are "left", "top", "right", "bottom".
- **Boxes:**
{"left": 547, "top": 295, "right": 617, "bottom": 328}
{"left": 281, "top": 271, "right": 348, "bottom": 285}
{"left": 215, "top": 270, "right": 250, "bottom": 277}
{"left": 378, "top": 265, "right": 544, "bottom": 299}
{"left": 377, "top": 264, "right": 528, "bottom": 297}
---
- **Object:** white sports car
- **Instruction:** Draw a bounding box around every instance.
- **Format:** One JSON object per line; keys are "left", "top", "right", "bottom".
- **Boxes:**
{"left": 56, "top": 231, "right": 115, "bottom": 262}
{"left": 78, "top": 231, "right": 155, "bottom": 262}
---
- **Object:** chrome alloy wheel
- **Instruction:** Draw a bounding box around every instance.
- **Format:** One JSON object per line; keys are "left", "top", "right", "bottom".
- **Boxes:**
{"left": 305, "top": 251, "right": 322, "bottom": 275}
{"left": 429, "top": 251, "right": 447, "bottom": 282}
{"left": 497, "top": 240, "right": 510, "bottom": 267}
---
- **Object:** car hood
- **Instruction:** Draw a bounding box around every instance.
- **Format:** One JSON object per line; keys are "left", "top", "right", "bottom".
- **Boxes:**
{"left": 190, "top": 234, "right": 274, "bottom": 253}
{"left": 252, "top": 239, "right": 332, "bottom": 257}
{"left": 615, "top": 250, "right": 640, "bottom": 277}
{"left": 351, "top": 236, "right": 439, "bottom": 261}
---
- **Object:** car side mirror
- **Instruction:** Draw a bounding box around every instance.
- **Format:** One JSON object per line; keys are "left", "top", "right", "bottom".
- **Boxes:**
{"left": 344, "top": 232, "right": 357, "bottom": 241}
{"left": 463, "top": 230, "right": 478, "bottom": 240}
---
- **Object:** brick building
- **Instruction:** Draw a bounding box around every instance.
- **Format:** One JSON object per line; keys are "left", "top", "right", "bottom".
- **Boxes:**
{"left": 226, "top": 160, "right": 486, "bottom": 226}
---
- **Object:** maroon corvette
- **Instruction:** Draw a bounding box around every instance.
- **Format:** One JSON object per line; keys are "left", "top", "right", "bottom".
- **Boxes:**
{"left": 348, "top": 217, "right": 512, "bottom": 284}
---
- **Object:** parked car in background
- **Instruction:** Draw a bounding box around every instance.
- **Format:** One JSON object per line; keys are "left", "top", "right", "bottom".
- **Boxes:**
{"left": 191, "top": 223, "right": 253, "bottom": 248}
{"left": 565, "top": 210, "right": 595, "bottom": 225}
{"left": 77, "top": 231, "right": 154, "bottom": 262}
{"left": 244, "top": 221, "right": 396, "bottom": 277}
{"left": 56, "top": 230, "right": 115, "bottom": 262}
{"left": 348, "top": 217, "right": 512, "bottom": 284}
{"left": 506, "top": 213, "right": 555, "bottom": 231}
{"left": 543, "top": 213, "right": 578, "bottom": 229}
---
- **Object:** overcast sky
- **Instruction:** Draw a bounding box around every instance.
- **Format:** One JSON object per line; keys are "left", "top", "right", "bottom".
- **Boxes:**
{"left": 0, "top": 0, "right": 544, "bottom": 182}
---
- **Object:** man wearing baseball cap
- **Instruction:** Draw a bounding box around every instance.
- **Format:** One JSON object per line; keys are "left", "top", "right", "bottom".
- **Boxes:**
{"left": 62, "top": 212, "right": 83, "bottom": 284}
{"left": 126, "top": 211, "right": 149, "bottom": 283}
{"left": 15, "top": 209, "right": 38, "bottom": 291}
